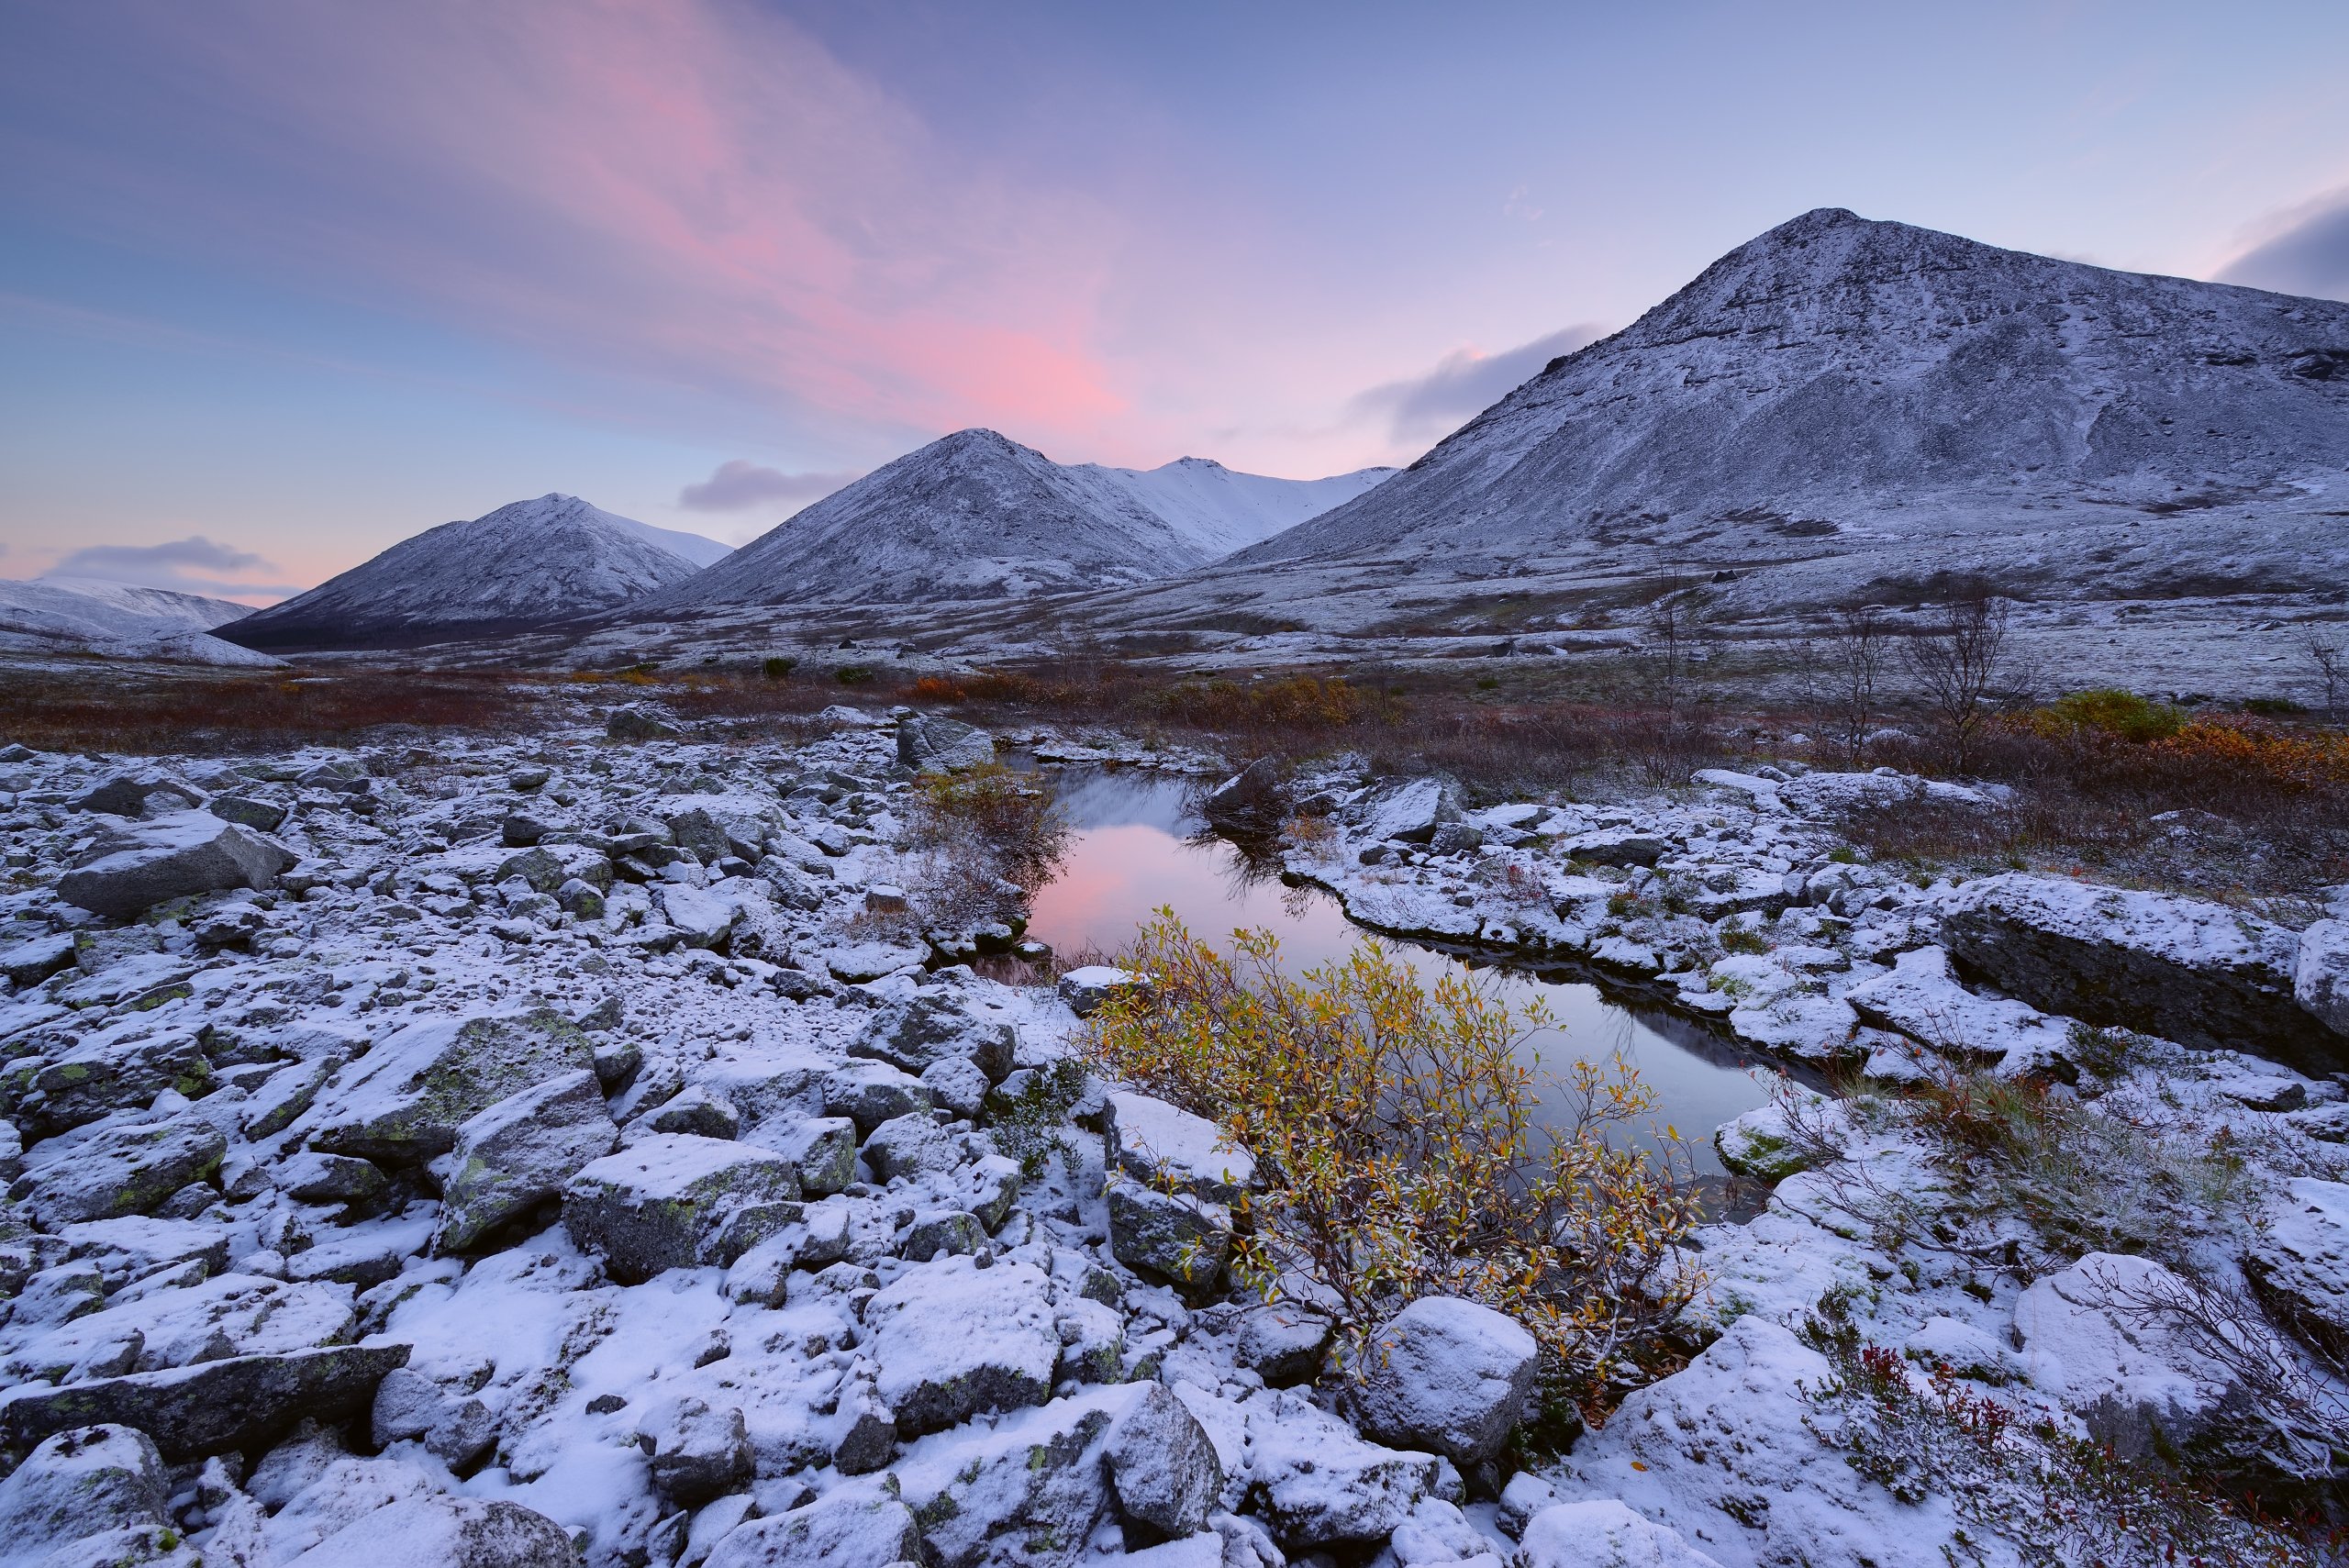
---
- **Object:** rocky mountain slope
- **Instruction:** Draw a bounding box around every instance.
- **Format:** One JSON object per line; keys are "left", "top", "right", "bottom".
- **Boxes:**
{"left": 0, "top": 577, "right": 277, "bottom": 667}
{"left": 640, "top": 429, "right": 1391, "bottom": 610}
{"left": 1174, "top": 207, "right": 2349, "bottom": 621}
{"left": 224, "top": 495, "right": 729, "bottom": 651}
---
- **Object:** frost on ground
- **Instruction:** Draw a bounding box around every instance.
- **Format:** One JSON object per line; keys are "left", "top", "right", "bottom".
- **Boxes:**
{"left": 0, "top": 713, "right": 2345, "bottom": 1566}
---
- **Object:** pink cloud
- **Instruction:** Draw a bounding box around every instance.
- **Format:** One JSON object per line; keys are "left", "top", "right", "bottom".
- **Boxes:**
{"left": 35, "top": 0, "right": 1133, "bottom": 450}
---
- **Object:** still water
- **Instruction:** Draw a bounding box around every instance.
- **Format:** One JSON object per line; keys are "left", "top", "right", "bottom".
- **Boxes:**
{"left": 1020, "top": 767, "right": 1771, "bottom": 1177}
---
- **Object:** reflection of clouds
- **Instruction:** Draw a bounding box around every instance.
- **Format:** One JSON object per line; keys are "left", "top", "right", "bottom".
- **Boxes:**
{"left": 1029, "top": 766, "right": 1770, "bottom": 1170}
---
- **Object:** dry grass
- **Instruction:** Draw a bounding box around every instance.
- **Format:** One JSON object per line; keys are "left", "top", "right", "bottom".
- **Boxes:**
{"left": 0, "top": 665, "right": 543, "bottom": 754}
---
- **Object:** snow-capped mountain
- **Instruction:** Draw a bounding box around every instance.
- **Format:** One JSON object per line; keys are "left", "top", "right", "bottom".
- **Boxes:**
{"left": 0, "top": 577, "right": 276, "bottom": 666}
{"left": 642, "top": 429, "right": 1391, "bottom": 609}
{"left": 224, "top": 495, "right": 730, "bottom": 651}
{"left": 1220, "top": 207, "right": 2349, "bottom": 604}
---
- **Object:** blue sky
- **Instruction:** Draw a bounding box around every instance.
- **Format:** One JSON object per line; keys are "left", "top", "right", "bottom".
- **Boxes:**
{"left": 3, "top": 1, "right": 2345, "bottom": 600}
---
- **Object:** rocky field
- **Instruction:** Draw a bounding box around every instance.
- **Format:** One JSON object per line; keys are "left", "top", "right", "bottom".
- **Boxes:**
{"left": 2, "top": 704, "right": 2346, "bottom": 1567}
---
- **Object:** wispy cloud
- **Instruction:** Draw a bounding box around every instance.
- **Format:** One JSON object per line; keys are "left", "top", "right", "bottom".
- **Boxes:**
{"left": 2218, "top": 187, "right": 2349, "bottom": 303}
{"left": 1349, "top": 327, "right": 1605, "bottom": 443}
{"left": 45, "top": 537, "right": 300, "bottom": 598}
{"left": 678, "top": 460, "right": 861, "bottom": 513}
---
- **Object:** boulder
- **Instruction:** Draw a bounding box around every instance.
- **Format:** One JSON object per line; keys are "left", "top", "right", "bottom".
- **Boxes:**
{"left": 75, "top": 774, "right": 202, "bottom": 818}
{"left": 17, "top": 1025, "right": 213, "bottom": 1134}
{"left": 642, "top": 1084, "right": 741, "bottom": 1140}
{"left": 606, "top": 705, "right": 679, "bottom": 741}
{"left": 1350, "top": 1296, "right": 1540, "bottom": 1473}
{"left": 287, "top": 1496, "right": 580, "bottom": 1567}
{"left": 1512, "top": 1500, "right": 1725, "bottom": 1567}
{"left": 1235, "top": 1305, "right": 1333, "bottom": 1386}
{"left": 660, "top": 884, "right": 741, "bottom": 949}
{"left": 1355, "top": 776, "right": 1464, "bottom": 845}
{"left": 1108, "top": 1184, "right": 1230, "bottom": 1296}
{"left": 15, "top": 1117, "right": 227, "bottom": 1224}
{"left": 2245, "top": 1177, "right": 2349, "bottom": 1362}
{"left": 1106, "top": 1092, "right": 1253, "bottom": 1204}
{"left": 1940, "top": 873, "right": 2340, "bottom": 1072}
{"left": 1103, "top": 1382, "right": 1223, "bottom": 1539}
{"left": 209, "top": 794, "right": 289, "bottom": 832}
{"left": 638, "top": 1395, "right": 751, "bottom": 1508}
{"left": 495, "top": 844, "right": 612, "bottom": 895}
{"left": 436, "top": 1070, "right": 618, "bottom": 1252}
{"left": 853, "top": 994, "right": 1017, "bottom": 1083}
{"left": 0, "top": 1342, "right": 410, "bottom": 1462}
{"left": 771, "top": 1116, "right": 858, "bottom": 1195}
{"left": 1200, "top": 758, "right": 1288, "bottom": 836}
{"left": 301, "top": 1008, "right": 595, "bottom": 1164}
{"left": 1711, "top": 1095, "right": 1834, "bottom": 1182}
{"left": 704, "top": 1491, "right": 922, "bottom": 1568}
{"left": 2010, "top": 1251, "right": 2253, "bottom": 1462}
{"left": 1244, "top": 1407, "right": 1442, "bottom": 1550}
{"left": 57, "top": 812, "right": 297, "bottom": 917}
{"left": 562, "top": 1134, "right": 802, "bottom": 1283}
{"left": 0, "top": 1424, "right": 170, "bottom": 1559}
{"left": 867, "top": 1255, "right": 1059, "bottom": 1436}
{"left": 1056, "top": 966, "right": 1146, "bottom": 1018}
{"left": 2295, "top": 918, "right": 2349, "bottom": 1038}
{"left": 1561, "top": 829, "right": 1668, "bottom": 869}
{"left": 862, "top": 1111, "right": 962, "bottom": 1183}
{"left": 822, "top": 1059, "right": 933, "bottom": 1133}
{"left": 0, "top": 931, "right": 77, "bottom": 987}
{"left": 372, "top": 1366, "right": 495, "bottom": 1466}
{"left": 275, "top": 1151, "right": 387, "bottom": 1206}
{"left": 896, "top": 714, "right": 996, "bottom": 773}
{"left": 1843, "top": 945, "right": 2079, "bottom": 1074}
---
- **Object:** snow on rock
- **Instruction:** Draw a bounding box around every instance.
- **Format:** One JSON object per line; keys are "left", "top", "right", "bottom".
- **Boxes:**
{"left": 1842, "top": 945, "right": 2079, "bottom": 1075}
{"left": 1513, "top": 1499, "right": 1725, "bottom": 1567}
{"left": 2245, "top": 1177, "right": 2349, "bottom": 1363}
{"left": 561, "top": 1134, "right": 802, "bottom": 1284}
{"left": 867, "top": 1253, "right": 1059, "bottom": 1436}
{"left": 436, "top": 1070, "right": 618, "bottom": 1253}
{"left": 1941, "top": 873, "right": 2340, "bottom": 1073}
{"left": 0, "top": 1424, "right": 172, "bottom": 1562}
{"left": 703, "top": 1488, "right": 923, "bottom": 1566}
{"left": 896, "top": 713, "right": 996, "bottom": 773}
{"left": 1350, "top": 1296, "right": 1540, "bottom": 1473}
{"left": 57, "top": 811, "right": 297, "bottom": 917}
{"left": 0, "top": 1342, "right": 412, "bottom": 1462}
{"left": 1106, "top": 1091, "right": 1255, "bottom": 1205}
{"left": 284, "top": 1494, "right": 579, "bottom": 1567}
{"left": 299, "top": 1009, "right": 596, "bottom": 1165}
{"left": 2293, "top": 917, "right": 2349, "bottom": 1037}
{"left": 2009, "top": 1251, "right": 2250, "bottom": 1462}
{"left": 1242, "top": 1392, "right": 1445, "bottom": 1551}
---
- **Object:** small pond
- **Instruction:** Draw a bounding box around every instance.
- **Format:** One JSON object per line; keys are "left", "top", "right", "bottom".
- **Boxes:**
{"left": 1019, "top": 766, "right": 1772, "bottom": 1179}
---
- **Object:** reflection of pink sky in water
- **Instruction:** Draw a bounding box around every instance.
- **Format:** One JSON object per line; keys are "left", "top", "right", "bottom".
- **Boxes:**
{"left": 1027, "top": 771, "right": 1769, "bottom": 1173}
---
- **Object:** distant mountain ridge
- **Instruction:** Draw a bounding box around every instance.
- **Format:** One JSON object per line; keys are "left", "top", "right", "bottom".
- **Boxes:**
{"left": 1223, "top": 206, "right": 2349, "bottom": 601}
{"left": 640, "top": 430, "right": 1393, "bottom": 610}
{"left": 224, "top": 494, "right": 729, "bottom": 651}
{"left": 0, "top": 577, "right": 276, "bottom": 667}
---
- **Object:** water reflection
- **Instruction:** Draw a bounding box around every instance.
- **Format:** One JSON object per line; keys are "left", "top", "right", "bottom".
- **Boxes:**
{"left": 1023, "top": 765, "right": 1771, "bottom": 1178}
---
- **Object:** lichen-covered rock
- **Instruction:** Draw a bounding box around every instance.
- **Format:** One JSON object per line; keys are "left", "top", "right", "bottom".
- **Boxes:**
{"left": 57, "top": 811, "right": 297, "bottom": 917}
{"left": 17, "top": 1024, "right": 213, "bottom": 1134}
{"left": 495, "top": 843, "right": 613, "bottom": 895}
{"left": 0, "top": 1424, "right": 171, "bottom": 1559}
{"left": 822, "top": 1059, "right": 932, "bottom": 1133}
{"left": 1105, "top": 1092, "right": 1253, "bottom": 1205}
{"left": 853, "top": 993, "right": 1017, "bottom": 1083}
{"left": 1354, "top": 776, "right": 1464, "bottom": 844}
{"left": 287, "top": 1495, "right": 581, "bottom": 1567}
{"left": 1108, "top": 1183, "right": 1230, "bottom": 1295}
{"left": 1712, "top": 1094, "right": 1834, "bottom": 1182}
{"left": 15, "top": 1117, "right": 227, "bottom": 1225}
{"left": 771, "top": 1116, "right": 857, "bottom": 1195}
{"left": 638, "top": 1395, "right": 751, "bottom": 1508}
{"left": 300, "top": 1008, "right": 595, "bottom": 1164}
{"left": 436, "top": 1070, "right": 618, "bottom": 1252}
{"left": 2295, "top": 918, "right": 2349, "bottom": 1039}
{"left": 562, "top": 1134, "right": 801, "bottom": 1283}
{"left": 896, "top": 714, "right": 996, "bottom": 773}
{"left": 867, "top": 1255, "right": 1058, "bottom": 1437}
{"left": 862, "top": 1111, "right": 962, "bottom": 1183}
{"left": 1941, "top": 873, "right": 2338, "bottom": 1071}
{"left": 0, "top": 1342, "right": 410, "bottom": 1461}
{"left": 1350, "top": 1296, "right": 1539, "bottom": 1473}
{"left": 1103, "top": 1381, "right": 1223, "bottom": 1539}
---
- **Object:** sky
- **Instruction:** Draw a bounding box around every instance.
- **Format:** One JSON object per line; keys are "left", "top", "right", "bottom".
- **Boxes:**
{"left": 3, "top": 1, "right": 2347, "bottom": 604}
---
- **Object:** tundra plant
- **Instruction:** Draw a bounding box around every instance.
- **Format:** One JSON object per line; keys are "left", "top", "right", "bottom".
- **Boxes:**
{"left": 1081, "top": 911, "right": 1704, "bottom": 1404}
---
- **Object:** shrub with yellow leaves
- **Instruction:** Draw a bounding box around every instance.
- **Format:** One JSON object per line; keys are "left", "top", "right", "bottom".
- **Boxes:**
{"left": 1080, "top": 909, "right": 1705, "bottom": 1412}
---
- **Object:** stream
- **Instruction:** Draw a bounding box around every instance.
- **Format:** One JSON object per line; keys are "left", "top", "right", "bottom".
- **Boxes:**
{"left": 1019, "top": 765, "right": 1772, "bottom": 1181}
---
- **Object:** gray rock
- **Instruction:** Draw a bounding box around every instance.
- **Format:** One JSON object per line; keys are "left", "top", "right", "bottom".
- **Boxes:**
{"left": 861, "top": 1112, "right": 961, "bottom": 1183}
{"left": 57, "top": 812, "right": 298, "bottom": 917}
{"left": 495, "top": 844, "right": 612, "bottom": 895}
{"left": 1561, "top": 828, "right": 1669, "bottom": 868}
{"left": 643, "top": 1084, "right": 741, "bottom": 1140}
{"left": 868, "top": 1255, "right": 1058, "bottom": 1436}
{"left": 437, "top": 1070, "right": 618, "bottom": 1252}
{"left": 288, "top": 1495, "right": 579, "bottom": 1567}
{"left": 0, "top": 931, "right": 76, "bottom": 987}
{"left": 822, "top": 1060, "right": 932, "bottom": 1133}
{"left": 1106, "top": 1091, "right": 1253, "bottom": 1205}
{"left": 1246, "top": 1411, "right": 1440, "bottom": 1550}
{"left": 15, "top": 1118, "right": 227, "bottom": 1225}
{"left": 1429, "top": 821, "right": 1485, "bottom": 854}
{"left": 852, "top": 994, "right": 1017, "bottom": 1083}
{"left": 639, "top": 1395, "right": 751, "bottom": 1508}
{"left": 1103, "top": 1381, "right": 1222, "bottom": 1539}
{"left": 896, "top": 714, "right": 996, "bottom": 773}
{"left": 0, "top": 1424, "right": 169, "bottom": 1557}
{"left": 901, "top": 1209, "right": 984, "bottom": 1262}
{"left": 1941, "top": 873, "right": 2340, "bottom": 1072}
{"left": 1108, "top": 1184, "right": 1230, "bottom": 1296}
{"left": 75, "top": 775, "right": 201, "bottom": 818}
{"left": 274, "top": 1151, "right": 387, "bottom": 1207}
{"left": 704, "top": 1492, "right": 922, "bottom": 1568}
{"left": 0, "top": 1342, "right": 410, "bottom": 1462}
{"left": 2295, "top": 918, "right": 2349, "bottom": 1039}
{"left": 301, "top": 1007, "right": 595, "bottom": 1164}
{"left": 371, "top": 1364, "right": 495, "bottom": 1465}
{"left": 1512, "top": 1500, "right": 1724, "bottom": 1567}
{"left": 1235, "top": 1305, "right": 1332, "bottom": 1386}
{"left": 563, "top": 1134, "right": 802, "bottom": 1284}
{"left": 918, "top": 1056, "right": 989, "bottom": 1120}
{"left": 501, "top": 812, "right": 551, "bottom": 848}
{"left": 771, "top": 1116, "right": 858, "bottom": 1195}
{"left": 606, "top": 705, "right": 679, "bottom": 741}
{"left": 1354, "top": 776, "right": 1463, "bottom": 844}
{"left": 1200, "top": 758, "right": 1288, "bottom": 836}
{"left": 208, "top": 794, "right": 288, "bottom": 832}
{"left": 2245, "top": 1177, "right": 2349, "bottom": 1363}
{"left": 1054, "top": 966, "right": 1145, "bottom": 1018}
{"left": 1349, "top": 1296, "right": 1540, "bottom": 1472}
{"left": 17, "top": 1026, "right": 213, "bottom": 1134}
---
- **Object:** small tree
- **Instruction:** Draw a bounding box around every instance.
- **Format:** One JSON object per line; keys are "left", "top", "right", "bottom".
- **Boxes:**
{"left": 1082, "top": 912, "right": 1704, "bottom": 1404}
{"left": 1634, "top": 576, "right": 1718, "bottom": 781}
{"left": 1820, "top": 605, "right": 1893, "bottom": 765}
{"left": 2300, "top": 628, "right": 2345, "bottom": 725}
{"left": 1904, "top": 586, "right": 2011, "bottom": 772}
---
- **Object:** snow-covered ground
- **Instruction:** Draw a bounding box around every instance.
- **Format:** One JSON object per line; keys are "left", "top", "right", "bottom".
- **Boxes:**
{"left": 0, "top": 579, "right": 276, "bottom": 670}
{"left": 2, "top": 712, "right": 2344, "bottom": 1566}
